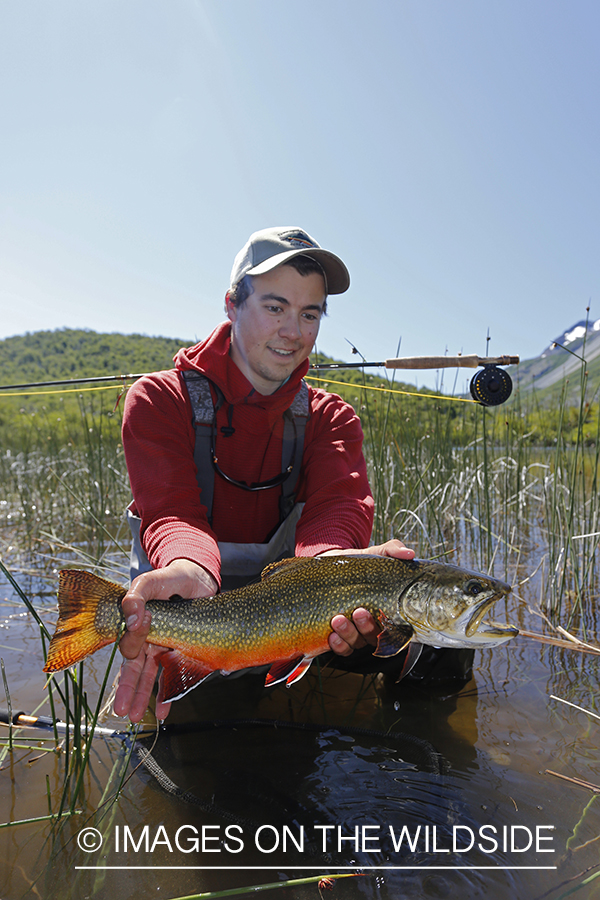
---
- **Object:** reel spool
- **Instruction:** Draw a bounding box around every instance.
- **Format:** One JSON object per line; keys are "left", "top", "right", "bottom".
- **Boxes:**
{"left": 469, "top": 365, "right": 513, "bottom": 406}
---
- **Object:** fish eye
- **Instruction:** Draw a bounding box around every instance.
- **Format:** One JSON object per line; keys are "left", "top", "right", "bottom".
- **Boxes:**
{"left": 465, "top": 580, "right": 485, "bottom": 597}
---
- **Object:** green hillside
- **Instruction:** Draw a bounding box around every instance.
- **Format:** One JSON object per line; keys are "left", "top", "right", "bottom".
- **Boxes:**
{"left": 0, "top": 329, "right": 192, "bottom": 452}
{"left": 0, "top": 328, "right": 192, "bottom": 386}
{"left": 1, "top": 328, "right": 593, "bottom": 453}
{"left": 0, "top": 329, "right": 437, "bottom": 452}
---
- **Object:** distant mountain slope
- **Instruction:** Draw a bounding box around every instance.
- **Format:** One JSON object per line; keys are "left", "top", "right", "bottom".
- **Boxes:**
{"left": 508, "top": 317, "right": 600, "bottom": 402}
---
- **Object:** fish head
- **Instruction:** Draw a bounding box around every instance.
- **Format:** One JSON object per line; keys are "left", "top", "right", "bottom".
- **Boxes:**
{"left": 397, "top": 560, "right": 518, "bottom": 649}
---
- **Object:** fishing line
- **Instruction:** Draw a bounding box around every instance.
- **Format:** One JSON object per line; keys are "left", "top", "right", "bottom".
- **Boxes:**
{"left": 0, "top": 377, "right": 479, "bottom": 405}
{"left": 121, "top": 715, "right": 448, "bottom": 852}
{"left": 0, "top": 350, "right": 518, "bottom": 405}
{"left": 0, "top": 384, "right": 130, "bottom": 397}
{"left": 305, "top": 375, "right": 478, "bottom": 403}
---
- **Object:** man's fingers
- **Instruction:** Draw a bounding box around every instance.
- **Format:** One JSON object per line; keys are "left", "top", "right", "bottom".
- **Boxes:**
{"left": 114, "top": 655, "right": 147, "bottom": 717}
{"left": 155, "top": 671, "right": 172, "bottom": 721}
{"left": 121, "top": 596, "right": 146, "bottom": 631}
{"left": 370, "top": 538, "right": 415, "bottom": 559}
{"left": 329, "top": 607, "right": 382, "bottom": 656}
{"left": 119, "top": 608, "right": 152, "bottom": 659}
{"left": 329, "top": 614, "right": 368, "bottom": 655}
{"left": 126, "top": 655, "right": 162, "bottom": 723}
{"left": 328, "top": 630, "right": 353, "bottom": 656}
{"left": 113, "top": 645, "right": 166, "bottom": 723}
{"left": 351, "top": 607, "right": 381, "bottom": 643}
{"left": 320, "top": 539, "right": 415, "bottom": 561}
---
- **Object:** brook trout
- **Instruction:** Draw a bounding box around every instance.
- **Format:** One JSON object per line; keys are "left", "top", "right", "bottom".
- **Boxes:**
{"left": 43, "top": 555, "right": 517, "bottom": 703}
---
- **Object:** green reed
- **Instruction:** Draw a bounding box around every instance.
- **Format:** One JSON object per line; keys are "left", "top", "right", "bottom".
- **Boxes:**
{"left": 355, "top": 355, "right": 599, "bottom": 631}
{"left": 0, "top": 357, "right": 598, "bottom": 821}
{"left": 0, "top": 390, "right": 132, "bottom": 826}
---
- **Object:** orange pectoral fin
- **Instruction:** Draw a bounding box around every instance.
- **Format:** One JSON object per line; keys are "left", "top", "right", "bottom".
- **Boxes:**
{"left": 157, "top": 650, "right": 215, "bottom": 703}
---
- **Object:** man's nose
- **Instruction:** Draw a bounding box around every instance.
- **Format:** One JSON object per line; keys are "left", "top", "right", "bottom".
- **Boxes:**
{"left": 278, "top": 315, "right": 301, "bottom": 339}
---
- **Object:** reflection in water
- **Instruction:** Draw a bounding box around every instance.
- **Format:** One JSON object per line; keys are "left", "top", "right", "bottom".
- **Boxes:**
{"left": 1, "top": 570, "right": 600, "bottom": 899}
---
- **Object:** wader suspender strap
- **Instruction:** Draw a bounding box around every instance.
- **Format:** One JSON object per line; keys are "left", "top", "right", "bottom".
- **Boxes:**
{"left": 181, "top": 370, "right": 309, "bottom": 527}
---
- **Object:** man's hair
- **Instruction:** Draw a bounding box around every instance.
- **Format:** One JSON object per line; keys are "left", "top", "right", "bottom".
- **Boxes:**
{"left": 228, "top": 255, "right": 328, "bottom": 313}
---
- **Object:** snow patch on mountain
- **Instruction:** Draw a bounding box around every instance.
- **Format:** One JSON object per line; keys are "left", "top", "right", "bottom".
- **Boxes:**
{"left": 541, "top": 318, "right": 600, "bottom": 358}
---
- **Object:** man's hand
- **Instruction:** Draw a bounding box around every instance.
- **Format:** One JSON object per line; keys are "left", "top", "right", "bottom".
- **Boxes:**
{"left": 114, "top": 559, "right": 218, "bottom": 723}
{"left": 320, "top": 539, "right": 415, "bottom": 657}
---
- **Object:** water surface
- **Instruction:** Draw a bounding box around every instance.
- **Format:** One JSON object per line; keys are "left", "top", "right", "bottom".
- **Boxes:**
{"left": 1, "top": 563, "right": 599, "bottom": 900}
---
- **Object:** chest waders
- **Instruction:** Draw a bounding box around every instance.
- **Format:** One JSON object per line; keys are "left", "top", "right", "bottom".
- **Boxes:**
{"left": 125, "top": 374, "right": 473, "bottom": 689}
{"left": 126, "top": 371, "right": 310, "bottom": 591}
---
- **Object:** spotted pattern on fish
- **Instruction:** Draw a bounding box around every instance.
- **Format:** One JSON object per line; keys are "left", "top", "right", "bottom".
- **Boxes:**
{"left": 43, "top": 556, "right": 517, "bottom": 702}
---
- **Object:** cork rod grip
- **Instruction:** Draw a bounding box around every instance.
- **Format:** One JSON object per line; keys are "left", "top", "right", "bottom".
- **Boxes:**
{"left": 384, "top": 355, "right": 520, "bottom": 370}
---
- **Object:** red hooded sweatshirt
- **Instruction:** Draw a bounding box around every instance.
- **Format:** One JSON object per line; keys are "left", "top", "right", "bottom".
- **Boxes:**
{"left": 122, "top": 322, "right": 374, "bottom": 587}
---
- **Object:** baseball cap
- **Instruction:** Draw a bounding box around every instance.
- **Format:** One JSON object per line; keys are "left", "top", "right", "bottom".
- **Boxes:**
{"left": 230, "top": 226, "right": 350, "bottom": 295}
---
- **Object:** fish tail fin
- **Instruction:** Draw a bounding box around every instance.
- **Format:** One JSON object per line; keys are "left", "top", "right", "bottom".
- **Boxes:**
{"left": 43, "top": 570, "right": 126, "bottom": 673}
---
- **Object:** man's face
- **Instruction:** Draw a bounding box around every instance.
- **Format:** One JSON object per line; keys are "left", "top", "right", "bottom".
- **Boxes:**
{"left": 226, "top": 265, "right": 326, "bottom": 395}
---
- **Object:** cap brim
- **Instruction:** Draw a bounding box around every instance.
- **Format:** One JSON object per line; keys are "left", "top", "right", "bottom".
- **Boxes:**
{"left": 247, "top": 248, "right": 350, "bottom": 294}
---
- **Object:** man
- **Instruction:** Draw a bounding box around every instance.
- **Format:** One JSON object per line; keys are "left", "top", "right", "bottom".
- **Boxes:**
{"left": 114, "top": 226, "right": 415, "bottom": 723}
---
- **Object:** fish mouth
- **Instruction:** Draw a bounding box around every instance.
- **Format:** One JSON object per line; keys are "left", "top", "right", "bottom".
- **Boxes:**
{"left": 466, "top": 592, "right": 518, "bottom": 641}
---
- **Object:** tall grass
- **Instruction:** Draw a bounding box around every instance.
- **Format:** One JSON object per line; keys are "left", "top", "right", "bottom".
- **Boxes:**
{"left": 0, "top": 360, "right": 599, "bottom": 818}
{"left": 356, "top": 358, "right": 599, "bottom": 634}
{"left": 0, "top": 392, "right": 133, "bottom": 828}
{"left": 0, "top": 392, "right": 130, "bottom": 578}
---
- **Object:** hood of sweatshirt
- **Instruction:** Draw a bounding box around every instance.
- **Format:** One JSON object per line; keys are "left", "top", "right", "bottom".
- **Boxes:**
{"left": 173, "top": 321, "right": 309, "bottom": 416}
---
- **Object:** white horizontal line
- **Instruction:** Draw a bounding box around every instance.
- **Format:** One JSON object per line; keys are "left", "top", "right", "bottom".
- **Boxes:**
{"left": 75, "top": 866, "right": 558, "bottom": 871}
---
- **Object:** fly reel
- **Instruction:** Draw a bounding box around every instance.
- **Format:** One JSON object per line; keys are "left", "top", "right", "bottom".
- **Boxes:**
{"left": 469, "top": 365, "right": 513, "bottom": 406}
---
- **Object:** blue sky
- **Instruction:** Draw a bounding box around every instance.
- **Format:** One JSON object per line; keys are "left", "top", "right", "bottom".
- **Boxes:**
{"left": 1, "top": 1, "right": 598, "bottom": 390}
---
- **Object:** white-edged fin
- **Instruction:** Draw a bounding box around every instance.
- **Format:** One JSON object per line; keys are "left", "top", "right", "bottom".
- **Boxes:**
{"left": 284, "top": 657, "right": 314, "bottom": 687}
{"left": 157, "top": 649, "right": 214, "bottom": 703}
{"left": 395, "top": 643, "right": 423, "bottom": 682}
{"left": 264, "top": 655, "right": 314, "bottom": 687}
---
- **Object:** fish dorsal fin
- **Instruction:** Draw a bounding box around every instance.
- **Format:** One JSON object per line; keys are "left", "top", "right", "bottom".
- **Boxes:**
{"left": 261, "top": 553, "right": 392, "bottom": 580}
{"left": 315, "top": 552, "right": 388, "bottom": 560}
{"left": 261, "top": 557, "right": 308, "bottom": 579}
{"left": 261, "top": 552, "right": 393, "bottom": 581}
{"left": 373, "top": 611, "right": 413, "bottom": 658}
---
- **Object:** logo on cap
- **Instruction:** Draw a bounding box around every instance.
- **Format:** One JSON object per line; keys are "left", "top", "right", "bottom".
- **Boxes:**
{"left": 280, "top": 230, "right": 319, "bottom": 250}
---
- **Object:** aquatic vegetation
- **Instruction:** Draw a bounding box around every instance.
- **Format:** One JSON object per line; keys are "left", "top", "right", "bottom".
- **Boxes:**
{"left": 0, "top": 358, "right": 599, "bottom": 900}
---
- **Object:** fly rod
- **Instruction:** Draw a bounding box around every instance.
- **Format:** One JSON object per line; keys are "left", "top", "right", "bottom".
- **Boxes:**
{"left": 0, "top": 354, "right": 520, "bottom": 406}
{"left": 311, "top": 354, "right": 520, "bottom": 406}
{"left": 311, "top": 354, "right": 520, "bottom": 371}
{"left": 0, "top": 354, "right": 519, "bottom": 390}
